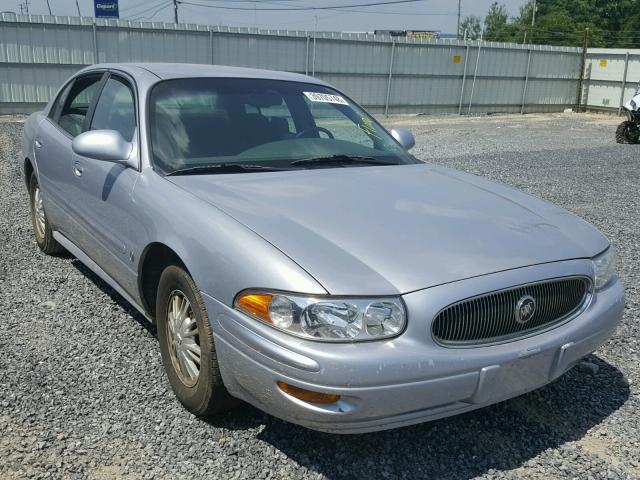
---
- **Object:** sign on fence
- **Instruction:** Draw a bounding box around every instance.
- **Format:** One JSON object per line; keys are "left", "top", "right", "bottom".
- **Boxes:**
{"left": 94, "top": 0, "right": 119, "bottom": 19}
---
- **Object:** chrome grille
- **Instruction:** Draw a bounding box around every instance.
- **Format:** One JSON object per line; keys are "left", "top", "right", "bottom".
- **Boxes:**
{"left": 431, "top": 277, "right": 591, "bottom": 347}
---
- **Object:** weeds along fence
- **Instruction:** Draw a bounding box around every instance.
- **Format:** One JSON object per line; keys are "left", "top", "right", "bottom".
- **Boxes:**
{"left": 0, "top": 12, "right": 584, "bottom": 115}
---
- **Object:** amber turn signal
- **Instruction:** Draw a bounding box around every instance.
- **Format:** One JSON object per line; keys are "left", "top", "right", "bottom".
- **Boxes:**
{"left": 236, "top": 293, "right": 273, "bottom": 322}
{"left": 277, "top": 381, "right": 340, "bottom": 404}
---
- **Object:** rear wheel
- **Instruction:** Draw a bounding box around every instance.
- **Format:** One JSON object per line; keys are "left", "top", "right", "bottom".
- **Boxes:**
{"left": 615, "top": 120, "right": 639, "bottom": 144}
{"left": 28, "top": 173, "right": 64, "bottom": 255}
{"left": 156, "top": 265, "right": 237, "bottom": 416}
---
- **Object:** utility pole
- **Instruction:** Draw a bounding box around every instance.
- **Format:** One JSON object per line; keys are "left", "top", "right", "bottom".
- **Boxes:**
{"left": 173, "top": 0, "right": 179, "bottom": 23}
{"left": 74, "top": 0, "right": 81, "bottom": 16}
{"left": 575, "top": 28, "right": 589, "bottom": 112}
{"left": 457, "top": 0, "right": 462, "bottom": 39}
{"left": 45, "top": 0, "right": 52, "bottom": 15}
{"left": 19, "top": 0, "right": 30, "bottom": 14}
{"left": 523, "top": 0, "right": 536, "bottom": 44}
{"left": 531, "top": 0, "right": 537, "bottom": 28}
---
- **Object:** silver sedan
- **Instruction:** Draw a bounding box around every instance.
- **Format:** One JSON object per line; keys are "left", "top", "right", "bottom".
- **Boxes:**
{"left": 19, "top": 63, "right": 624, "bottom": 433}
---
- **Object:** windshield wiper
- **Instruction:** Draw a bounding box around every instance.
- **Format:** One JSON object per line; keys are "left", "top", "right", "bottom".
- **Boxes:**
{"left": 289, "top": 155, "right": 398, "bottom": 168}
{"left": 166, "top": 163, "right": 287, "bottom": 176}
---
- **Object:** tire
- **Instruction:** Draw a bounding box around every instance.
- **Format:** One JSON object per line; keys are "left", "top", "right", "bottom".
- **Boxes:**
{"left": 615, "top": 121, "right": 640, "bottom": 144}
{"left": 28, "top": 172, "right": 65, "bottom": 255}
{"left": 156, "top": 265, "right": 238, "bottom": 416}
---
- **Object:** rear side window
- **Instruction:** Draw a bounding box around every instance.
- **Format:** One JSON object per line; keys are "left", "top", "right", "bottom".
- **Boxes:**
{"left": 90, "top": 76, "right": 136, "bottom": 142}
{"left": 57, "top": 74, "right": 103, "bottom": 137}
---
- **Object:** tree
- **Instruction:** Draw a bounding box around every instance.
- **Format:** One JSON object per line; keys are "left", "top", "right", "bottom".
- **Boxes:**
{"left": 484, "top": 2, "right": 509, "bottom": 41}
{"left": 459, "top": 16, "right": 482, "bottom": 40}
{"left": 474, "top": 0, "right": 629, "bottom": 47}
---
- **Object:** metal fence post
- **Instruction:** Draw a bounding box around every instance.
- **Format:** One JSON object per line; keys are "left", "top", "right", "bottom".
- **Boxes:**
{"left": 457, "top": 43, "right": 470, "bottom": 115}
{"left": 575, "top": 28, "right": 589, "bottom": 112}
{"left": 92, "top": 19, "right": 99, "bottom": 63}
{"left": 618, "top": 51, "right": 630, "bottom": 115}
{"left": 311, "top": 32, "right": 316, "bottom": 76}
{"left": 384, "top": 40, "right": 396, "bottom": 117}
{"left": 210, "top": 29, "right": 214, "bottom": 64}
{"left": 467, "top": 37, "right": 483, "bottom": 115}
{"left": 520, "top": 48, "right": 533, "bottom": 114}
{"left": 305, "top": 35, "right": 310, "bottom": 75}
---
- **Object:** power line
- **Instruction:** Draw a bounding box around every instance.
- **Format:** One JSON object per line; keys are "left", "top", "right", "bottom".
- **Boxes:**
{"left": 121, "top": 0, "right": 168, "bottom": 14}
{"left": 178, "top": 0, "right": 425, "bottom": 12}
{"left": 337, "top": 8, "right": 480, "bottom": 16}
{"left": 130, "top": 1, "right": 173, "bottom": 20}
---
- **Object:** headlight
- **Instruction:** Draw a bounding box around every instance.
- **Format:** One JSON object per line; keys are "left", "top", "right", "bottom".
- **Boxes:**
{"left": 235, "top": 291, "right": 406, "bottom": 341}
{"left": 592, "top": 247, "right": 617, "bottom": 290}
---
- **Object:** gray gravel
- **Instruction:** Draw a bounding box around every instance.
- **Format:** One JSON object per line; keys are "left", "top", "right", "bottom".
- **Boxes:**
{"left": 1, "top": 112, "right": 639, "bottom": 479}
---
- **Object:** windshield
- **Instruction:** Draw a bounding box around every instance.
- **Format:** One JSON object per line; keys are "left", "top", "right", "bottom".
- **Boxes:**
{"left": 149, "top": 78, "right": 417, "bottom": 174}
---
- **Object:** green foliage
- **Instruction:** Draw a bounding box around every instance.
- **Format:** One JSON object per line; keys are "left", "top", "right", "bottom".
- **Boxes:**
{"left": 484, "top": 2, "right": 510, "bottom": 41}
{"left": 475, "top": 0, "right": 640, "bottom": 47}
{"left": 459, "top": 16, "right": 482, "bottom": 40}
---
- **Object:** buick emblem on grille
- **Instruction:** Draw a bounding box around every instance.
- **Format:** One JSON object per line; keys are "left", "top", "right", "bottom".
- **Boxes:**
{"left": 515, "top": 295, "right": 536, "bottom": 324}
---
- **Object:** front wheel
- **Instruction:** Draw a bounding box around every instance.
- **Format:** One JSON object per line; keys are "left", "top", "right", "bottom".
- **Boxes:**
{"left": 615, "top": 120, "right": 640, "bottom": 144}
{"left": 156, "top": 265, "right": 237, "bottom": 416}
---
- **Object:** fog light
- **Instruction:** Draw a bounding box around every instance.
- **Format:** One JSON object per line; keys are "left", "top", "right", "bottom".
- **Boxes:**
{"left": 276, "top": 381, "right": 340, "bottom": 404}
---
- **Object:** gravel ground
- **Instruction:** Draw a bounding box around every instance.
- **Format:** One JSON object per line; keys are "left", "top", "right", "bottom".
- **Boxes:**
{"left": 1, "top": 112, "right": 639, "bottom": 479}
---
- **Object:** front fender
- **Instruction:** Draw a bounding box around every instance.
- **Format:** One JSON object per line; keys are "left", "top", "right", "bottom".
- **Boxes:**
{"left": 131, "top": 170, "right": 327, "bottom": 307}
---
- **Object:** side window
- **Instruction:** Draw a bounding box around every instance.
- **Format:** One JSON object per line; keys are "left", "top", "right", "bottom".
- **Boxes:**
{"left": 58, "top": 75, "right": 103, "bottom": 137}
{"left": 305, "top": 99, "right": 374, "bottom": 147}
{"left": 90, "top": 77, "right": 136, "bottom": 142}
{"left": 48, "top": 81, "right": 73, "bottom": 121}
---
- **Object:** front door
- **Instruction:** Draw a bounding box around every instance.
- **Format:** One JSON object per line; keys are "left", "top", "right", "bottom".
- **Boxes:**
{"left": 70, "top": 73, "right": 141, "bottom": 296}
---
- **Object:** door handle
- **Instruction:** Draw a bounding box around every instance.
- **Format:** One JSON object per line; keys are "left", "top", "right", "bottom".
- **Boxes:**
{"left": 73, "top": 161, "right": 83, "bottom": 177}
{"left": 34, "top": 139, "right": 43, "bottom": 149}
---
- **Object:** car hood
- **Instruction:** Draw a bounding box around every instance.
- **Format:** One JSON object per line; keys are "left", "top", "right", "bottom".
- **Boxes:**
{"left": 168, "top": 163, "right": 608, "bottom": 295}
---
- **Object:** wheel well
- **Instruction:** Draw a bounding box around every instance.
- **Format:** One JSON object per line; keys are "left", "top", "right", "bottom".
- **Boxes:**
{"left": 139, "top": 243, "right": 188, "bottom": 319}
{"left": 24, "top": 158, "right": 34, "bottom": 190}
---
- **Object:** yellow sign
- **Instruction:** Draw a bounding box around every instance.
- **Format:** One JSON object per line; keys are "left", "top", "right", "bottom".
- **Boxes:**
{"left": 599, "top": 59, "right": 608, "bottom": 67}
{"left": 406, "top": 31, "right": 439, "bottom": 39}
{"left": 453, "top": 55, "right": 462, "bottom": 64}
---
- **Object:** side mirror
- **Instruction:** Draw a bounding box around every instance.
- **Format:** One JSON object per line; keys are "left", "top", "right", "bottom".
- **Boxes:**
{"left": 72, "top": 130, "right": 133, "bottom": 163}
{"left": 390, "top": 128, "right": 415, "bottom": 151}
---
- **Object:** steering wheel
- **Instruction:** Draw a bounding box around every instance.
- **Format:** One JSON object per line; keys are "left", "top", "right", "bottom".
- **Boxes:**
{"left": 295, "top": 126, "right": 335, "bottom": 139}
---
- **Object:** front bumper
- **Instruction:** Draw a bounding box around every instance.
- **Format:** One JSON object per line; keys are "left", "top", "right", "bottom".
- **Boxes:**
{"left": 203, "top": 259, "right": 624, "bottom": 434}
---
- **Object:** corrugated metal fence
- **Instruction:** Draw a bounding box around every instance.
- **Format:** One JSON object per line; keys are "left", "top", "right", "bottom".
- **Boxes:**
{"left": 0, "top": 13, "right": 583, "bottom": 115}
{"left": 583, "top": 48, "right": 640, "bottom": 113}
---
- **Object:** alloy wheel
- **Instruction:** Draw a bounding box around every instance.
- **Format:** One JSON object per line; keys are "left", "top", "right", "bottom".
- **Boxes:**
{"left": 33, "top": 185, "right": 46, "bottom": 239}
{"left": 166, "top": 290, "right": 201, "bottom": 387}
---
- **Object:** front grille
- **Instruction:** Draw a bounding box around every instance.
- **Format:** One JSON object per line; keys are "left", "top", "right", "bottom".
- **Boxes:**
{"left": 431, "top": 276, "right": 591, "bottom": 347}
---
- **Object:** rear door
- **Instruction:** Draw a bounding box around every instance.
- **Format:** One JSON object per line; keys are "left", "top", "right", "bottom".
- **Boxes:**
{"left": 35, "top": 72, "right": 106, "bottom": 237}
{"left": 69, "top": 72, "right": 141, "bottom": 295}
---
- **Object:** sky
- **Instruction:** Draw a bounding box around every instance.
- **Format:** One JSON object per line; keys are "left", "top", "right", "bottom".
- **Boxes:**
{"left": 1, "top": 0, "right": 529, "bottom": 34}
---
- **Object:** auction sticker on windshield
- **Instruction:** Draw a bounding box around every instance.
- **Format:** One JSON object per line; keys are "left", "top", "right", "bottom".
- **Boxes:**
{"left": 304, "top": 91, "right": 349, "bottom": 105}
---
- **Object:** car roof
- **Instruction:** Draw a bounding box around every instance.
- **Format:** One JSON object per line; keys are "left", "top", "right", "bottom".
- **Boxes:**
{"left": 83, "top": 62, "right": 329, "bottom": 86}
